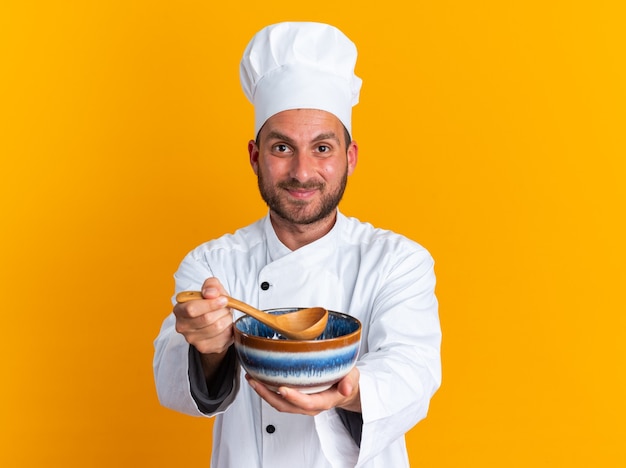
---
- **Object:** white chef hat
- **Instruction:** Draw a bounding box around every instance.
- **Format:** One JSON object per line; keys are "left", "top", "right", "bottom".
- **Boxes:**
{"left": 240, "top": 21, "right": 362, "bottom": 137}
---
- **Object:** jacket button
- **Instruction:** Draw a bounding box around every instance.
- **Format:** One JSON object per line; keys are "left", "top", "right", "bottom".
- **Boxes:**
{"left": 266, "top": 424, "right": 276, "bottom": 434}
{"left": 260, "top": 281, "right": 270, "bottom": 290}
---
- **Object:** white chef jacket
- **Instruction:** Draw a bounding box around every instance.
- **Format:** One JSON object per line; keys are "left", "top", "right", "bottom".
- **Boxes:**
{"left": 153, "top": 211, "right": 441, "bottom": 468}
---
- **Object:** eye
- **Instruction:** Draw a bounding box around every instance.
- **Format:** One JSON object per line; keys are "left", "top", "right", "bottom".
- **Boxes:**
{"left": 317, "top": 145, "right": 330, "bottom": 153}
{"left": 273, "top": 144, "right": 289, "bottom": 153}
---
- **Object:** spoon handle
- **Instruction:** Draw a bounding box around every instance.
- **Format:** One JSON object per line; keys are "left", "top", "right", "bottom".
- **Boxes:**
{"left": 224, "top": 297, "right": 266, "bottom": 320}
{"left": 175, "top": 291, "right": 203, "bottom": 302}
{"left": 175, "top": 291, "right": 267, "bottom": 321}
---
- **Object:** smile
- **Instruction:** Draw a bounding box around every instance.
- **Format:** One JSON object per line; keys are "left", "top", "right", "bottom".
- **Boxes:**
{"left": 286, "top": 188, "right": 318, "bottom": 200}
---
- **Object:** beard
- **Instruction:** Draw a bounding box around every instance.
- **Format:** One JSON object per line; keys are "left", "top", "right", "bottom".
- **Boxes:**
{"left": 257, "top": 167, "right": 348, "bottom": 226}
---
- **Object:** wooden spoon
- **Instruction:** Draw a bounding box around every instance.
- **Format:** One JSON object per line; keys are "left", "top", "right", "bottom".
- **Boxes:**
{"left": 176, "top": 291, "right": 328, "bottom": 340}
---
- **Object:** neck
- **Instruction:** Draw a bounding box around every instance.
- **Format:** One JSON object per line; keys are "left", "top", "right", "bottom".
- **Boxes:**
{"left": 269, "top": 210, "right": 337, "bottom": 250}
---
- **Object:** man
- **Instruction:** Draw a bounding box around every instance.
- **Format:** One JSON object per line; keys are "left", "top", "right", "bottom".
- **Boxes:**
{"left": 153, "top": 21, "right": 441, "bottom": 467}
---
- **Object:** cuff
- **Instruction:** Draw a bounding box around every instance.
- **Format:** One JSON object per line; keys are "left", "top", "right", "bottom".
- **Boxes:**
{"left": 188, "top": 344, "right": 236, "bottom": 414}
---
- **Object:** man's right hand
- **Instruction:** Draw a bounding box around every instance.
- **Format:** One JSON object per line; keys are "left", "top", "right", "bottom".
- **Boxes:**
{"left": 173, "top": 277, "right": 233, "bottom": 359}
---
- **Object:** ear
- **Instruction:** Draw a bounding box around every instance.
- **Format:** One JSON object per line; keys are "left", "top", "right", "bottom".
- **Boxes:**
{"left": 248, "top": 140, "right": 259, "bottom": 175}
{"left": 347, "top": 140, "right": 358, "bottom": 176}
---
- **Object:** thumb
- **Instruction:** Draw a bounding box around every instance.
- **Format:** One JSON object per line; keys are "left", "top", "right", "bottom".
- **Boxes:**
{"left": 337, "top": 378, "right": 353, "bottom": 397}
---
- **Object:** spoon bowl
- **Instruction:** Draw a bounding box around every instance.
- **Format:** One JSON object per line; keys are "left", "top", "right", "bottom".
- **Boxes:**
{"left": 175, "top": 291, "right": 328, "bottom": 340}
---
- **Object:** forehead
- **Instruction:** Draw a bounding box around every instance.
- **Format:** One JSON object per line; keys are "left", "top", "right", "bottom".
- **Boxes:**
{"left": 259, "top": 109, "right": 344, "bottom": 142}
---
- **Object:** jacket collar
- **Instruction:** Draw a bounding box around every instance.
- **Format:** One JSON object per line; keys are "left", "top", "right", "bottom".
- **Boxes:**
{"left": 263, "top": 210, "right": 343, "bottom": 264}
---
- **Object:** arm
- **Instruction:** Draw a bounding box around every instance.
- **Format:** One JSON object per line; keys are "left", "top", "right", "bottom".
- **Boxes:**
{"left": 355, "top": 250, "right": 441, "bottom": 464}
{"left": 153, "top": 275, "right": 239, "bottom": 416}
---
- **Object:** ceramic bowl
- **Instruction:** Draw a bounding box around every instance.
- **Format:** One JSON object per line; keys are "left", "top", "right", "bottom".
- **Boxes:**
{"left": 233, "top": 308, "right": 362, "bottom": 394}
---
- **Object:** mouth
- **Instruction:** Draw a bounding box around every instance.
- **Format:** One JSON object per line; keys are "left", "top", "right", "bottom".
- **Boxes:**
{"left": 286, "top": 187, "right": 319, "bottom": 200}
{"left": 280, "top": 182, "right": 323, "bottom": 201}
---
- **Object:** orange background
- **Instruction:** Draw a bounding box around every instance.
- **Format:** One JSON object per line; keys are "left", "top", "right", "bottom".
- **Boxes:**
{"left": 1, "top": 1, "right": 625, "bottom": 466}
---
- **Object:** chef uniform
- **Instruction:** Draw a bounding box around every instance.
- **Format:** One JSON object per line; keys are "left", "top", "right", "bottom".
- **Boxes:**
{"left": 153, "top": 22, "right": 441, "bottom": 468}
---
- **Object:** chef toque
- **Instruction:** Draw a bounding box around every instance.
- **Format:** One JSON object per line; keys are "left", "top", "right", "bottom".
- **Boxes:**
{"left": 240, "top": 21, "right": 362, "bottom": 137}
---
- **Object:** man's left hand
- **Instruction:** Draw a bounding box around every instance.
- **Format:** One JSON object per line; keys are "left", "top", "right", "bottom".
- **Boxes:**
{"left": 245, "top": 367, "right": 361, "bottom": 416}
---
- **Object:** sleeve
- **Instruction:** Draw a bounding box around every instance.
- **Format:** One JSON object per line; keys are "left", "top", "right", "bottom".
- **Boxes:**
{"left": 188, "top": 345, "right": 237, "bottom": 413}
{"left": 355, "top": 248, "right": 442, "bottom": 466}
{"left": 152, "top": 248, "right": 240, "bottom": 417}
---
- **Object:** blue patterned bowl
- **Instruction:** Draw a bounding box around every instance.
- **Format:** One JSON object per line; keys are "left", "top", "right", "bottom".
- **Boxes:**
{"left": 233, "top": 308, "right": 362, "bottom": 394}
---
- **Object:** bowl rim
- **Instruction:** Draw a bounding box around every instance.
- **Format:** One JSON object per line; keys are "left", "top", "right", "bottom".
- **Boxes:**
{"left": 233, "top": 308, "right": 362, "bottom": 347}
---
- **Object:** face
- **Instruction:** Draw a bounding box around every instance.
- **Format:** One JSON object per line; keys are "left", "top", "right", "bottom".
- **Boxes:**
{"left": 249, "top": 109, "right": 358, "bottom": 226}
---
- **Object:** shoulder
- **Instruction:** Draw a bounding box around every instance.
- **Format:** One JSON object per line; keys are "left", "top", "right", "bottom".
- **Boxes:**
{"left": 185, "top": 218, "right": 266, "bottom": 261}
{"left": 336, "top": 213, "right": 435, "bottom": 282}
{"left": 338, "top": 213, "right": 430, "bottom": 256}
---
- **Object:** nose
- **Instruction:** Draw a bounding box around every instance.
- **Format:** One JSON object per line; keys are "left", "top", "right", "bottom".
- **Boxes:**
{"left": 288, "top": 153, "right": 314, "bottom": 182}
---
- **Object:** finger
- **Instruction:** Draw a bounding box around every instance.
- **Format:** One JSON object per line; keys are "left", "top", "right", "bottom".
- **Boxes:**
{"left": 201, "top": 286, "right": 221, "bottom": 300}
{"left": 277, "top": 386, "right": 313, "bottom": 405}
{"left": 174, "top": 304, "right": 232, "bottom": 345}
{"left": 177, "top": 312, "right": 234, "bottom": 353}
{"left": 246, "top": 376, "right": 281, "bottom": 401}
{"left": 246, "top": 376, "right": 312, "bottom": 414}
{"left": 184, "top": 307, "right": 232, "bottom": 334}
{"left": 201, "top": 277, "right": 228, "bottom": 297}
{"left": 175, "top": 295, "right": 228, "bottom": 319}
{"left": 277, "top": 385, "right": 332, "bottom": 415}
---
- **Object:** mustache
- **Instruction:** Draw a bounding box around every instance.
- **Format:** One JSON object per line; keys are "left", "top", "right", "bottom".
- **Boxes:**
{"left": 277, "top": 179, "right": 324, "bottom": 190}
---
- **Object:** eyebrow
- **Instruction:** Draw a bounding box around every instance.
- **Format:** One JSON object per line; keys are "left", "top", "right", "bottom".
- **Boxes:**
{"left": 265, "top": 131, "right": 340, "bottom": 144}
{"left": 312, "top": 132, "right": 340, "bottom": 143}
{"left": 265, "top": 131, "right": 295, "bottom": 145}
